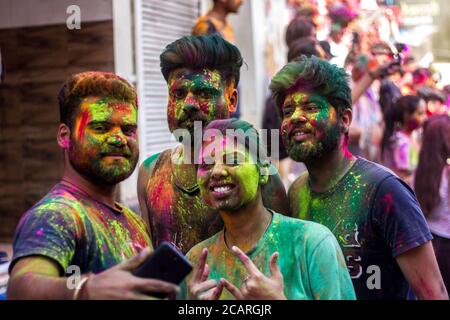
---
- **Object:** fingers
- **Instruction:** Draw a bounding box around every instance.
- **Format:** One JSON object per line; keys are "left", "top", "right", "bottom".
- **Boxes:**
{"left": 200, "top": 280, "right": 224, "bottom": 300}
{"left": 222, "top": 278, "right": 244, "bottom": 300}
{"left": 193, "top": 248, "right": 208, "bottom": 282}
{"left": 117, "top": 247, "right": 152, "bottom": 271}
{"left": 190, "top": 279, "right": 217, "bottom": 298}
{"left": 231, "top": 246, "right": 260, "bottom": 276}
{"left": 269, "top": 252, "right": 282, "bottom": 280}
{"left": 200, "top": 263, "right": 210, "bottom": 283}
{"left": 134, "top": 278, "right": 179, "bottom": 295}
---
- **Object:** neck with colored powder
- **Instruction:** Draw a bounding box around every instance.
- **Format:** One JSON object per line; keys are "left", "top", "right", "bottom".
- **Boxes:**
{"left": 220, "top": 193, "right": 272, "bottom": 253}
{"left": 62, "top": 156, "right": 118, "bottom": 208}
{"left": 306, "top": 137, "right": 356, "bottom": 193}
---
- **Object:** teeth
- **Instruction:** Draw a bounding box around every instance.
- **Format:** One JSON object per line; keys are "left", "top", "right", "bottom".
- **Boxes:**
{"left": 213, "top": 186, "right": 231, "bottom": 193}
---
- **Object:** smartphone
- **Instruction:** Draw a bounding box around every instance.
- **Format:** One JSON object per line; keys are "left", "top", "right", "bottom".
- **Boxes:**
{"left": 132, "top": 242, "right": 193, "bottom": 298}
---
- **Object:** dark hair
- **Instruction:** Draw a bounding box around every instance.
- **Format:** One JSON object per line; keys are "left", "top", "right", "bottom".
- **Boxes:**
{"left": 381, "top": 95, "right": 423, "bottom": 156}
{"left": 287, "top": 37, "right": 320, "bottom": 62}
{"left": 204, "top": 118, "right": 269, "bottom": 166}
{"left": 414, "top": 115, "right": 450, "bottom": 215}
{"left": 269, "top": 55, "right": 351, "bottom": 116}
{"left": 58, "top": 71, "right": 137, "bottom": 130}
{"left": 160, "top": 34, "right": 243, "bottom": 87}
{"left": 417, "top": 86, "right": 446, "bottom": 103}
{"left": 285, "top": 18, "right": 316, "bottom": 47}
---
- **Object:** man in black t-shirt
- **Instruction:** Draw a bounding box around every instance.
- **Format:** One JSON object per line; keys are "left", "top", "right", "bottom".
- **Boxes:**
{"left": 270, "top": 56, "right": 448, "bottom": 299}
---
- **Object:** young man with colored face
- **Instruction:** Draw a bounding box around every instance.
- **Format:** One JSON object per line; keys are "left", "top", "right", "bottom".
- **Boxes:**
{"left": 182, "top": 119, "right": 355, "bottom": 300}
{"left": 7, "top": 72, "right": 178, "bottom": 300}
{"left": 137, "top": 34, "right": 289, "bottom": 254}
{"left": 270, "top": 55, "right": 448, "bottom": 300}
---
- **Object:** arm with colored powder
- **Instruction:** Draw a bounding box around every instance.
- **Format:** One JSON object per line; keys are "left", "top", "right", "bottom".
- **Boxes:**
{"left": 137, "top": 153, "right": 160, "bottom": 241}
{"left": 396, "top": 242, "right": 448, "bottom": 300}
{"left": 373, "top": 176, "right": 447, "bottom": 299}
{"left": 7, "top": 248, "right": 179, "bottom": 300}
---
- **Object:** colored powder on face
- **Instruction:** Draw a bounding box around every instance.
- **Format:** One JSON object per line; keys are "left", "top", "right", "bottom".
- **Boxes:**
{"left": 77, "top": 111, "right": 90, "bottom": 142}
{"left": 36, "top": 228, "right": 43, "bottom": 236}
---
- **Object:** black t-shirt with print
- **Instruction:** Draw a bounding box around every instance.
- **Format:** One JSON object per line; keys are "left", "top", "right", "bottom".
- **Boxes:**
{"left": 290, "top": 157, "right": 432, "bottom": 299}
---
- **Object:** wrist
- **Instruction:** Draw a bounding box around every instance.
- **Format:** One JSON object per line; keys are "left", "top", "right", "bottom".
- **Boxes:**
{"left": 73, "top": 274, "right": 91, "bottom": 300}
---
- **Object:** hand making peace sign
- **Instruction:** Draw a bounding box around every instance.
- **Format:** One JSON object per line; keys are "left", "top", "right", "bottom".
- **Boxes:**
{"left": 187, "top": 248, "right": 224, "bottom": 300}
{"left": 221, "top": 246, "right": 287, "bottom": 300}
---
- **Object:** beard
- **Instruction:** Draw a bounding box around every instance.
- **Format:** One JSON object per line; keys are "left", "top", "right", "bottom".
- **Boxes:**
{"left": 284, "top": 123, "right": 341, "bottom": 164}
{"left": 68, "top": 142, "right": 139, "bottom": 186}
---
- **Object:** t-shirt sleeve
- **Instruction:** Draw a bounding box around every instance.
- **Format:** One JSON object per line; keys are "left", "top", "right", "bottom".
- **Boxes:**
{"left": 10, "top": 202, "right": 78, "bottom": 274}
{"left": 307, "top": 229, "right": 356, "bottom": 300}
{"left": 371, "top": 176, "right": 433, "bottom": 257}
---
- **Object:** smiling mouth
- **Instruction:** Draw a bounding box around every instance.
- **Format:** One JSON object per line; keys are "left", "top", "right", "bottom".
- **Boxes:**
{"left": 209, "top": 183, "right": 236, "bottom": 198}
{"left": 290, "top": 129, "right": 313, "bottom": 142}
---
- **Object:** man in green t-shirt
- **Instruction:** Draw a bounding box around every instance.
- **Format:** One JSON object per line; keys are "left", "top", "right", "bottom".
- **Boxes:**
{"left": 181, "top": 118, "right": 355, "bottom": 300}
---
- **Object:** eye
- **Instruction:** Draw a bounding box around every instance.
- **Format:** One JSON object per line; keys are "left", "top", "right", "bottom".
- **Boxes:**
{"left": 304, "top": 103, "right": 319, "bottom": 112}
{"left": 199, "top": 90, "right": 212, "bottom": 99}
{"left": 282, "top": 105, "right": 294, "bottom": 117}
{"left": 122, "top": 126, "right": 136, "bottom": 136}
{"left": 173, "top": 89, "right": 186, "bottom": 99}
{"left": 92, "top": 124, "right": 109, "bottom": 132}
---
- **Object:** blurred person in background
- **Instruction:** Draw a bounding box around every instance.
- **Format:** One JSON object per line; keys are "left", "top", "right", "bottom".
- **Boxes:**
{"left": 348, "top": 54, "right": 383, "bottom": 162}
{"left": 381, "top": 95, "right": 427, "bottom": 186}
{"left": 417, "top": 86, "right": 448, "bottom": 117}
{"left": 285, "top": 17, "right": 317, "bottom": 48}
{"left": 415, "top": 115, "right": 450, "bottom": 293}
{"left": 192, "top": 0, "right": 243, "bottom": 43}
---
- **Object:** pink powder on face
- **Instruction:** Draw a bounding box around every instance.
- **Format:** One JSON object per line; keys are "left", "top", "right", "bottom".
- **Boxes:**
{"left": 77, "top": 111, "right": 90, "bottom": 142}
{"left": 37, "top": 228, "right": 44, "bottom": 236}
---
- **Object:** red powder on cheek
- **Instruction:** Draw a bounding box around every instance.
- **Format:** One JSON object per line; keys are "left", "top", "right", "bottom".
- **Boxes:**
{"left": 77, "top": 111, "right": 89, "bottom": 142}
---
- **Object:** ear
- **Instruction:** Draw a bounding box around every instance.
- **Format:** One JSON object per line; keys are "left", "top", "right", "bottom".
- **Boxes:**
{"left": 340, "top": 108, "right": 353, "bottom": 134}
{"left": 226, "top": 87, "right": 238, "bottom": 114}
{"left": 57, "top": 123, "right": 71, "bottom": 149}
{"left": 259, "top": 163, "right": 270, "bottom": 185}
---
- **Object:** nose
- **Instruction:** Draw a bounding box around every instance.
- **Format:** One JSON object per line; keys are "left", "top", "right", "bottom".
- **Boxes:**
{"left": 107, "top": 129, "right": 127, "bottom": 147}
{"left": 183, "top": 93, "right": 200, "bottom": 113}
{"left": 291, "top": 107, "right": 307, "bottom": 124}
{"left": 211, "top": 163, "right": 229, "bottom": 180}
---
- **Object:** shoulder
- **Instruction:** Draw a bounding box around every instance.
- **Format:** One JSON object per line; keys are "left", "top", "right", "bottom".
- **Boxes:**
{"left": 186, "top": 232, "right": 222, "bottom": 262}
{"left": 355, "top": 158, "right": 397, "bottom": 186}
{"left": 288, "top": 171, "right": 309, "bottom": 203}
{"left": 289, "top": 171, "right": 309, "bottom": 194}
{"left": 138, "top": 151, "right": 168, "bottom": 190}
{"left": 192, "top": 15, "right": 218, "bottom": 36}
{"left": 21, "top": 186, "right": 85, "bottom": 223}
{"left": 272, "top": 213, "right": 334, "bottom": 251}
{"left": 139, "top": 152, "right": 162, "bottom": 177}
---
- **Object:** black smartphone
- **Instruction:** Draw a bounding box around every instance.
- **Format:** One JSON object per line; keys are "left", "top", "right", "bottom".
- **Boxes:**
{"left": 132, "top": 242, "right": 192, "bottom": 298}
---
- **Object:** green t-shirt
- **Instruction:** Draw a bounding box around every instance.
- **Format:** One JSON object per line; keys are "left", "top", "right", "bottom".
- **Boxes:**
{"left": 181, "top": 212, "right": 356, "bottom": 300}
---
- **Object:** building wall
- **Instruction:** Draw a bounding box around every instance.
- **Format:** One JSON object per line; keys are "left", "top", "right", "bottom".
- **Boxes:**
{"left": 0, "top": 20, "right": 115, "bottom": 241}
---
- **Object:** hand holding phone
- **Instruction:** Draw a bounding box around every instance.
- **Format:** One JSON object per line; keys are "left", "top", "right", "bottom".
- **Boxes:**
{"left": 132, "top": 242, "right": 193, "bottom": 298}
